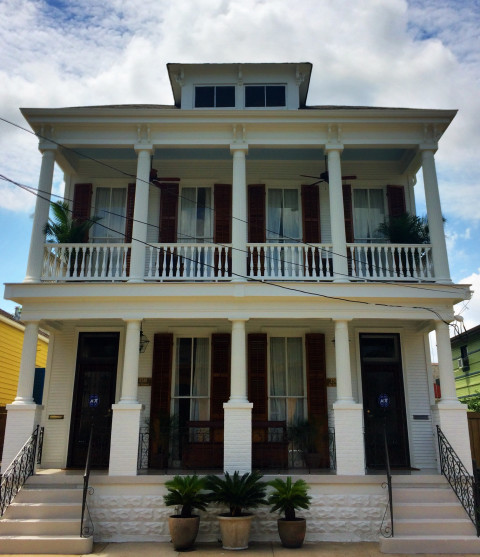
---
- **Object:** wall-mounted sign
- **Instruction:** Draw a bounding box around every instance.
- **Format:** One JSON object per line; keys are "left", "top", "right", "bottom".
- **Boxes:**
{"left": 48, "top": 414, "right": 64, "bottom": 420}
{"left": 326, "top": 378, "right": 337, "bottom": 387}
{"left": 138, "top": 377, "right": 152, "bottom": 386}
{"left": 378, "top": 393, "right": 390, "bottom": 408}
{"left": 89, "top": 394, "right": 99, "bottom": 408}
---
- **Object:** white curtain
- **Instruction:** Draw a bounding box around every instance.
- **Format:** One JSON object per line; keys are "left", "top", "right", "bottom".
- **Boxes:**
{"left": 92, "top": 187, "right": 126, "bottom": 242}
{"left": 283, "top": 189, "right": 300, "bottom": 241}
{"left": 191, "top": 338, "right": 209, "bottom": 420}
{"left": 270, "top": 337, "right": 286, "bottom": 420}
{"left": 267, "top": 189, "right": 282, "bottom": 241}
{"left": 353, "top": 189, "right": 385, "bottom": 242}
{"left": 287, "top": 338, "right": 304, "bottom": 422}
{"left": 179, "top": 188, "right": 197, "bottom": 243}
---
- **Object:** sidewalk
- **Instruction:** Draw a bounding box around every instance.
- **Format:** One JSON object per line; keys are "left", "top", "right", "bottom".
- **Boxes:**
{"left": 3, "top": 541, "right": 480, "bottom": 557}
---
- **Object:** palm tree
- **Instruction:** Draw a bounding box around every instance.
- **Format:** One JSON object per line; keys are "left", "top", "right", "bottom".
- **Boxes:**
{"left": 43, "top": 201, "right": 101, "bottom": 243}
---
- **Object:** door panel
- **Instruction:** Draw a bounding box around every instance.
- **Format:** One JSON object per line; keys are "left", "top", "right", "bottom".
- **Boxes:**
{"left": 68, "top": 332, "right": 119, "bottom": 468}
{"left": 360, "top": 333, "right": 410, "bottom": 469}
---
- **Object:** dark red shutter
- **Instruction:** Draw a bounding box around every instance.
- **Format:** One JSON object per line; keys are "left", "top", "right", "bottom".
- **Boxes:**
{"left": 149, "top": 333, "right": 173, "bottom": 468}
{"left": 72, "top": 184, "right": 93, "bottom": 241}
{"left": 214, "top": 184, "right": 232, "bottom": 243}
{"left": 125, "top": 183, "right": 136, "bottom": 241}
{"left": 301, "top": 185, "right": 321, "bottom": 243}
{"left": 248, "top": 185, "right": 266, "bottom": 243}
{"left": 342, "top": 184, "right": 354, "bottom": 243}
{"left": 158, "top": 183, "right": 179, "bottom": 242}
{"left": 248, "top": 333, "right": 268, "bottom": 421}
{"left": 210, "top": 334, "right": 231, "bottom": 421}
{"left": 305, "top": 333, "right": 329, "bottom": 467}
{"left": 387, "top": 185, "right": 406, "bottom": 218}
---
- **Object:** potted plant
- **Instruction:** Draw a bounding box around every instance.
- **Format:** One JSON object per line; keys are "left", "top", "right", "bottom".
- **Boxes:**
{"left": 163, "top": 474, "right": 210, "bottom": 551}
{"left": 289, "top": 419, "right": 322, "bottom": 470}
{"left": 205, "top": 470, "right": 267, "bottom": 550}
{"left": 267, "top": 477, "right": 311, "bottom": 548}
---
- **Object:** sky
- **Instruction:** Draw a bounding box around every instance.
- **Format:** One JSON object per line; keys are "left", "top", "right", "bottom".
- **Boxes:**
{"left": 0, "top": 0, "right": 479, "bottom": 334}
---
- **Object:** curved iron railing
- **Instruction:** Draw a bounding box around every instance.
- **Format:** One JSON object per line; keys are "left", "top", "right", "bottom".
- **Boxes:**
{"left": 380, "top": 423, "right": 394, "bottom": 538}
{"left": 0, "top": 425, "right": 39, "bottom": 517}
{"left": 80, "top": 423, "right": 95, "bottom": 537}
{"left": 437, "top": 425, "right": 480, "bottom": 536}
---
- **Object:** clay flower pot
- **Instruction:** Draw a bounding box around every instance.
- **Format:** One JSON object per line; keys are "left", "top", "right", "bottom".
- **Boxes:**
{"left": 168, "top": 515, "right": 200, "bottom": 551}
{"left": 277, "top": 517, "right": 307, "bottom": 548}
{"left": 218, "top": 514, "right": 254, "bottom": 550}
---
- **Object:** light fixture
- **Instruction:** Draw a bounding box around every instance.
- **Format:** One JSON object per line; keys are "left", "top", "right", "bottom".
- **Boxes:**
{"left": 139, "top": 323, "right": 150, "bottom": 353}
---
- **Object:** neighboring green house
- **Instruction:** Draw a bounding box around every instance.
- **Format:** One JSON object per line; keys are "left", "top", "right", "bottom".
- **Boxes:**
{"left": 452, "top": 324, "right": 480, "bottom": 402}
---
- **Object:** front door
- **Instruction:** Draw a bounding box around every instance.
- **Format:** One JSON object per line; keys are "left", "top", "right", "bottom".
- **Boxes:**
{"left": 68, "top": 332, "right": 119, "bottom": 468}
{"left": 360, "top": 333, "right": 410, "bottom": 469}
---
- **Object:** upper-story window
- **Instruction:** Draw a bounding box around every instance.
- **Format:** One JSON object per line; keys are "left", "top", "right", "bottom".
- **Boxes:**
{"left": 353, "top": 188, "right": 386, "bottom": 243}
{"left": 194, "top": 85, "right": 235, "bottom": 108}
{"left": 92, "top": 187, "right": 126, "bottom": 243}
{"left": 178, "top": 187, "right": 213, "bottom": 243}
{"left": 245, "top": 85, "right": 286, "bottom": 108}
{"left": 267, "top": 188, "right": 301, "bottom": 243}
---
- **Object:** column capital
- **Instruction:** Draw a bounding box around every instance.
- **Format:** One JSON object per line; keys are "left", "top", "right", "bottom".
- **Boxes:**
{"left": 230, "top": 143, "right": 249, "bottom": 154}
{"left": 325, "top": 143, "right": 344, "bottom": 153}
{"left": 419, "top": 143, "right": 438, "bottom": 153}
{"left": 134, "top": 143, "right": 154, "bottom": 155}
{"left": 38, "top": 141, "right": 57, "bottom": 153}
{"left": 122, "top": 318, "right": 142, "bottom": 325}
{"left": 332, "top": 318, "right": 352, "bottom": 324}
{"left": 228, "top": 318, "right": 249, "bottom": 324}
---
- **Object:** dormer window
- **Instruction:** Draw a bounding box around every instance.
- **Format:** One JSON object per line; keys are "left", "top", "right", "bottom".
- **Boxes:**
{"left": 194, "top": 85, "right": 235, "bottom": 108}
{"left": 245, "top": 85, "right": 286, "bottom": 108}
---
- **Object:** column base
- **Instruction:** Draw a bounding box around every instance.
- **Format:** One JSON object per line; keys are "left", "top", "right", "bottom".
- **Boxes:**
{"left": 333, "top": 402, "right": 365, "bottom": 475}
{"left": 432, "top": 403, "right": 472, "bottom": 474}
{"left": 223, "top": 402, "right": 253, "bottom": 474}
{"left": 108, "top": 404, "right": 143, "bottom": 476}
{"left": 2, "top": 404, "right": 42, "bottom": 474}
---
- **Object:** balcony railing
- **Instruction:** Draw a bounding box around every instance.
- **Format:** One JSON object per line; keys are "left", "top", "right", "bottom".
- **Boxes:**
{"left": 41, "top": 241, "right": 435, "bottom": 283}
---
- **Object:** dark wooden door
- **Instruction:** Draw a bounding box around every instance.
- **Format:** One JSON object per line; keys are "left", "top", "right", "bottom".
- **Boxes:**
{"left": 68, "top": 332, "right": 119, "bottom": 468}
{"left": 360, "top": 333, "right": 410, "bottom": 469}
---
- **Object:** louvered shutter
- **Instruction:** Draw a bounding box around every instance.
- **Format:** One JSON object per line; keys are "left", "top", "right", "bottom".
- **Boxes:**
{"left": 248, "top": 333, "right": 268, "bottom": 421}
{"left": 124, "top": 183, "right": 136, "bottom": 241}
{"left": 149, "top": 333, "right": 173, "bottom": 468}
{"left": 301, "top": 185, "right": 321, "bottom": 243}
{"left": 210, "top": 334, "right": 231, "bottom": 423}
{"left": 342, "top": 184, "right": 354, "bottom": 243}
{"left": 248, "top": 185, "right": 266, "bottom": 243}
{"left": 214, "top": 184, "right": 232, "bottom": 243}
{"left": 72, "top": 183, "right": 93, "bottom": 242}
{"left": 158, "top": 183, "right": 179, "bottom": 242}
{"left": 387, "top": 185, "right": 406, "bottom": 218}
{"left": 305, "top": 333, "right": 329, "bottom": 467}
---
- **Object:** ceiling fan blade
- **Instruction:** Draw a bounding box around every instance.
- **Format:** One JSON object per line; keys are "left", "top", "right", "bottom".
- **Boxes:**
{"left": 300, "top": 174, "right": 321, "bottom": 179}
{"left": 341, "top": 175, "right": 357, "bottom": 180}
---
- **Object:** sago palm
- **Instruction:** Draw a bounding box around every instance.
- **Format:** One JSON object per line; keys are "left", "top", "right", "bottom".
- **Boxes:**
{"left": 205, "top": 471, "right": 267, "bottom": 517}
{"left": 267, "top": 477, "right": 311, "bottom": 521}
{"left": 163, "top": 475, "right": 210, "bottom": 518}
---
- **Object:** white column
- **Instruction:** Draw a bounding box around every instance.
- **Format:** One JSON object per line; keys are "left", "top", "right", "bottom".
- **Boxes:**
{"left": 332, "top": 319, "right": 365, "bottom": 475}
{"left": 128, "top": 146, "right": 153, "bottom": 282}
{"left": 109, "top": 319, "right": 143, "bottom": 475}
{"left": 436, "top": 321, "right": 459, "bottom": 405}
{"left": 326, "top": 147, "right": 349, "bottom": 282}
{"left": 24, "top": 147, "right": 57, "bottom": 283}
{"left": 14, "top": 321, "right": 40, "bottom": 405}
{"left": 230, "top": 146, "right": 248, "bottom": 281}
{"left": 421, "top": 148, "right": 451, "bottom": 283}
{"left": 224, "top": 318, "right": 252, "bottom": 474}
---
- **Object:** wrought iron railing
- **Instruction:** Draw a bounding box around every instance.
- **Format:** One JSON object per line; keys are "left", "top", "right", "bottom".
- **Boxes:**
{"left": 437, "top": 425, "right": 480, "bottom": 536}
{"left": 0, "top": 425, "right": 39, "bottom": 517}
{"left": 36, "top": 426, "right": 44, "bottom": 465}
{"left": 80, "top": 423, "right": 94, "bottom": 537}
{"left": 380, "top": 423, "right": 394, "bottom": 538}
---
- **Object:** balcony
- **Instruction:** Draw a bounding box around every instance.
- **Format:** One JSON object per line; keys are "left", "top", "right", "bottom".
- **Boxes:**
{"left": 41, "top": 241, "right": 435, "bottom": 283}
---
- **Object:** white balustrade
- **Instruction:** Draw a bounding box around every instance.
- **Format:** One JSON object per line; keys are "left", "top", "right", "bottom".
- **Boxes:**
{"left": 347, "top": 243, "right": 434, "bottom": 281}
{"left": 247, "top": 243, "right": 334, "bottom": 280}
{"left": 42, "top": 243, "right": 130, "bottom": 281}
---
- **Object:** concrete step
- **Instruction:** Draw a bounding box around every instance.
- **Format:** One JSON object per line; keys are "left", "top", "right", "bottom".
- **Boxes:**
{"left": 394, "top": 501, "right": 468, "bottom": 519}
{"left": 4, "top": 502, "right": 82, "bottom": 520}
{"left": 0, "top": 518, "right": 80, "bottom": 536}
{"left": 15, "top": 488, "right": 82, "bottom": 504}
{"left": 394, "top": 517, "right": 476, "bottom": 536}
{"left": 380, "top": 535, "right": 480, "bottom": 554}
{"left": 0, "top": 534, "right": 93, "bottom": 555}
{"left": 392, "top": 486, "right": 458, "bottom": 503}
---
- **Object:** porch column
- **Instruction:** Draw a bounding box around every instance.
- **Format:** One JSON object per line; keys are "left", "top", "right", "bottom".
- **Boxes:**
{"left": 421, "top": 147, "right": 451, "bottom": 283}
{"left": 24, "top": 145, "right": 57, "bottom": 283}
{"left": 230, "top": 145, "right": 248, "bottom": 281}
{"left": 326, "top": 147, "right": 349, "bottom": 282}
{"left": 1, "top": 321, "right": 42, "bottom": 473}
{"left": 333, "top": 319, "right": 365, "bottom": 475}
{"left": 224, "top": 318, "right": 252, "bottom": 474}
{"left": 128, "top": 146, "right": 153, "bottom": 282}
{"left": 109, "top": 319, "right": 143, "bottom": 475}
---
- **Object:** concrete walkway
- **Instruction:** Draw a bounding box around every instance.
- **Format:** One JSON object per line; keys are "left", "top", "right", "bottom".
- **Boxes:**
{"left": 2, "top": 541, "right": 480, "bottom": 556}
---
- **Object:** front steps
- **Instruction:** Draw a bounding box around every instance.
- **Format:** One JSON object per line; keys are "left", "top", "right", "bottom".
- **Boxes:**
{"left": 380, "top": 474, "right": 480, "bottom": 553}
{"left": 0, "top": 474, "right": 93, "bottom": 554}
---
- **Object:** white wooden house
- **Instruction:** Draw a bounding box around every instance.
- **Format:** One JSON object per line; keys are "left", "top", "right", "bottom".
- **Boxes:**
{"left": 1, "top": 62, "right": 476, "bottom": 553}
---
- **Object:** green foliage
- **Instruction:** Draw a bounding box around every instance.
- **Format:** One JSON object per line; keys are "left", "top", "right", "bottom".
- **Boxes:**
{"left": 463, "top": 394, "right": 480, "bottom": 413}
{"left": 267, "top": 477, "right": 311, "bottom": 521}
{"left": 205, "top": 471, "right": 267, "bottom": 517}
{"left": 288, "top": 419, "right": 318, "bottom": 452}
{"left": 43, "top": 201, "right": 101, "bottom": 243}
{"left": 376, "top": 213, "right": 431, "bottom": 245}
{"left": 163, "top": 475, "right": 210, "bottom": 518}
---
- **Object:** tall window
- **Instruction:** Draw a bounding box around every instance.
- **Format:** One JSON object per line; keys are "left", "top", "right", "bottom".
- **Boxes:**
{"left": 173, "top": 338, "right": 210, "bottom": 424}
{"left": 353, "top": 188, "right": 386, "bottom": 242}
{"left": 269, "top": 337, "right": 305, "bottom": 423}
{"left": 178, "top": 187, "right": 213, "bottom": 243}
{"left": 267, "top": 188, "right": 300, "bottom": 242}
{"left": 91, "top": 187, "right": 126, "bottom": 242}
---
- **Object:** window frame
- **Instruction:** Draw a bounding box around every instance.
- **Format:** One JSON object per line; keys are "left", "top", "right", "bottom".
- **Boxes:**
{"left": 177, "top": 185, "right": 214, "bottom": 243}
{"left": 244, "top": 84, "right": 287, "bottom": 108}
{"left": 194, "top": 85, "right": 236, "bottom": 108}
{"left": 266, "top": 185, "right": 302, "bottom": 243}
{"left": 352, "top": 186, "right": 388, "bottom": 243}
{"left": 91, "top": 185, "right": 127, "bottom": 243}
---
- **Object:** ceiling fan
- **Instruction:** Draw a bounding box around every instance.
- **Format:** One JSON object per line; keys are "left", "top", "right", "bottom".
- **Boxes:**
{"left": 301, "top": 155, "right": 356, "bottom": 185}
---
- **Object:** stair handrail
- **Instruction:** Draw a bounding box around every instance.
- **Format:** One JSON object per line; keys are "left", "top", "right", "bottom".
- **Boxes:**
{"left": 80, "top": 422, "right": 95, "bottom": 537}
{"left": 0, "top": 425, "right": 39, "bottom": 517}
{"left": 436, "top": 425, "right": 480, "bottom": 536}
{"left": 380, "top": 421, "right": 394, "bottom": 538}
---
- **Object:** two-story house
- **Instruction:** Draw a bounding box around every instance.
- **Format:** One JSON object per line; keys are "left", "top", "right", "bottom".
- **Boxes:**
{"left": 1, "top": 62, "right": 475, "bottom": 551}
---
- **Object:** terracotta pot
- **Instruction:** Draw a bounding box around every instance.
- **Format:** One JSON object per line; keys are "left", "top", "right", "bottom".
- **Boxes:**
{"left": 168, "top": 515, "right": 200, "bottom": 551}
{"left": 277, "top": 517, "right": 306, "bottom": 548}
{"left": 218, "top": 514, "right": 254, "bottom": 550}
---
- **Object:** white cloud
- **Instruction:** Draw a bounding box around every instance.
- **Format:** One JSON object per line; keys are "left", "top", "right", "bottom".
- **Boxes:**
{"left": 455, "top": 269, "right": 480, "bottom": 331}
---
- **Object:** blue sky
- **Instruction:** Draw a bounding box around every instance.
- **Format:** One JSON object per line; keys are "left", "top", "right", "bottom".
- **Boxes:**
{"left": 0, "top": 0, "right": 479, "bottom": 330}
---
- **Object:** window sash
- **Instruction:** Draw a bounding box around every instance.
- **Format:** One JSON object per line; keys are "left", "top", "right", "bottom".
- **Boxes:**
{"left": 92, "top": 187, "right": 126, "bottom": 243}
{"left": 267, "top": 188, "right": 300, "bottom": 242}
{"left": 178, "top": 187, "right": 213, "bottom": 243}
{"left": 353, "top": 188, "right": 386, "bottom": 242}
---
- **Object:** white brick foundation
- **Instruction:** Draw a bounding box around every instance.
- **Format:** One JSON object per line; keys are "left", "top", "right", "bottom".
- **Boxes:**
{"left": 433, "top": 403, "right": 472, "bottom": 474}
{"left": 1, "top": 404, "right": 41, "bottom": 473}
{"left": 223, "top": 402, "right": 253, "bottom": 474}
{"left": 333, "top": 403, "right": 366, "bottom": 475}
{"left": 108, "top": 404, "right": 143, "bottom": 476}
